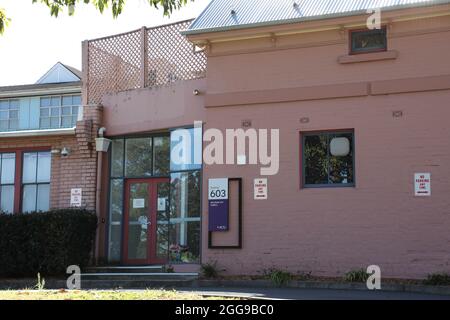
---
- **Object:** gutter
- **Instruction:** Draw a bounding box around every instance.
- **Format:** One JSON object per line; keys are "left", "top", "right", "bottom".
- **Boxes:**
{"left": 182, "top": 0, "right": 450, "bottom": 36}
{"left": 0, "top": 127, "right": 76, "bottom": 138}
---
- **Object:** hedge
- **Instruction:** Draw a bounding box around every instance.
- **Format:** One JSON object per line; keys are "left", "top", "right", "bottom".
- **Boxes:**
{"left": 0, "top": 209, "right": 97, "bottom": 277}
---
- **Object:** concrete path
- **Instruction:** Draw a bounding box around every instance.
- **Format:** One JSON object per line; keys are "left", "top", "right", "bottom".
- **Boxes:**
{"left": 176, "top": 287, "right": 450, "bottom": 300}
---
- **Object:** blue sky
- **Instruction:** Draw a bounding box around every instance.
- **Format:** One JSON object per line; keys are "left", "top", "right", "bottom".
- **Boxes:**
{"left": 0, "top": 0, "right": 210, "bottom": 86}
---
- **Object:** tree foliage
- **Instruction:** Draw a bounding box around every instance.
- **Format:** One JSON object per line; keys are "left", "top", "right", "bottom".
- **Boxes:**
{"left": 0, "top": 8, "right": 10, "bottom": 35}
{"left": 0, "top": 0, "right": 191, "bottom": 35}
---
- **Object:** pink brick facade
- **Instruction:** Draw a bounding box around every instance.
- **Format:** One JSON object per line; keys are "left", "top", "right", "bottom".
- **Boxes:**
{"left": 89, "top": 4, "right": 450, "bottom": 279}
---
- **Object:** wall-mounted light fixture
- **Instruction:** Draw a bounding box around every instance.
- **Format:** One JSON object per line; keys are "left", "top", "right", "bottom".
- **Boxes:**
{"left": 61, "top": 147, "right": 71, "bottom": 158}
{"left": 95, "top": 127, "right": 111, "bottom": 153}
{"left": 193, "top": 89, "right": 200, "bottom": 96}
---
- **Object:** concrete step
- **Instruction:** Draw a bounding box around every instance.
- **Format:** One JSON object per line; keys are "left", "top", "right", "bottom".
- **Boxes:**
{"left": 84, "top": 265, "right": 165, "bottom": 274}
{"left": 80, "top": 272, "right": 199, "bottom": 282}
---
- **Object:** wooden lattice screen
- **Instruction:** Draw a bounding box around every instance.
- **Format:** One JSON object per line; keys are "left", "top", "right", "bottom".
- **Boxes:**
{"left": 87, "top": 19, "right": 206, "bottom": 105}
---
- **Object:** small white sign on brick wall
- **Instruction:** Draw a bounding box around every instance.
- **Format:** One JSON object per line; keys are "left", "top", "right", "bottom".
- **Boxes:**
{"left": 70, "top": 188, "right": 82, "bottom": 207}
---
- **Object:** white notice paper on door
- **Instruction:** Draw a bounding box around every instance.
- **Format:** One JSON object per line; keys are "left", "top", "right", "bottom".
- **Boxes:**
{"left": 133, "top": 199, "right": 145, "bottom": 209}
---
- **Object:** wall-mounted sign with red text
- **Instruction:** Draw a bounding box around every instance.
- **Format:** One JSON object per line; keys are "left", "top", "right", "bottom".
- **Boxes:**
{"left": 415, "top": 173, "right": 431, "bottom": 197}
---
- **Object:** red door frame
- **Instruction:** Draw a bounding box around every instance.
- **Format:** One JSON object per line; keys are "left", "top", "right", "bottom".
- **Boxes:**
{"left": 122, "top": 177, "right": 169, "bottom": 265}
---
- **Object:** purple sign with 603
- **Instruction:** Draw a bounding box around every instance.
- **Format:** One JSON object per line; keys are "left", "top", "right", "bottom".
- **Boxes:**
{"left": 208, "top": 178, "right": 229, "bottom": 232}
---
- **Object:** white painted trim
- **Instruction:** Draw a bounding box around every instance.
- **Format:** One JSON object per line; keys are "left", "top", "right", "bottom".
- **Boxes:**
{"left": 0, "top": 127, "right": 76, "bottom": 138}
{"left": 0, "top": 87, "right": 81, "bottom": 99}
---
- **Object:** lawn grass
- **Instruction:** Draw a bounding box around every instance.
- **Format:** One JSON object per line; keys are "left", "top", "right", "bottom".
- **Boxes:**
{"left": 0, "top": 289, "right": 236, "bottom": 300}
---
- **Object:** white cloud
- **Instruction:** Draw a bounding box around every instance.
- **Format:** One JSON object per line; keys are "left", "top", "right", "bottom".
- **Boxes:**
{"left": 0, "top": 0, "right": 210, "bottom": 86}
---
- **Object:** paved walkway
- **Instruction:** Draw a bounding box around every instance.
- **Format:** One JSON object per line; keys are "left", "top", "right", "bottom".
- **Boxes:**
{"left": 177, "top": 287, "right": 450, "bottom": 300}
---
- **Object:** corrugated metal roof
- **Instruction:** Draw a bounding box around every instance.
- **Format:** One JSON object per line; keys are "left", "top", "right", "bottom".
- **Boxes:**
{"left": 185, "top": 0, "right": 450, "bottom": 35}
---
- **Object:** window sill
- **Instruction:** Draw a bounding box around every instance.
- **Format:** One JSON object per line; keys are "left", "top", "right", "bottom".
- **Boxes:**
{"left": 0, "top": 127, "right": 76, "bottom": 138}
{"left": 338, "top": 50, "right": 398, "bottom": 64}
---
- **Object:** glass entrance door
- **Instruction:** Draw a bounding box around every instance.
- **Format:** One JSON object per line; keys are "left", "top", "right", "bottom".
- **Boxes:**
{"left": 123, "top": 178, "right": 170, "bottom": 265}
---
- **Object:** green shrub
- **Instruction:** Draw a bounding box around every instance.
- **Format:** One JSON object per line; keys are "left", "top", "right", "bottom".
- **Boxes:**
{"left": 0, "top": 209, "right": 97, "bottom": 277}
{"left": 265, "top": 269, "right": 292, "bottom": 287}
{"left": 423, "top": 273, "right": 450, "bottom": 286}
{"left": 344, "top": 269, "right": 369, "bottom": 283}
{"left": 200, "top": 261, "right": 220, "bottom": 279}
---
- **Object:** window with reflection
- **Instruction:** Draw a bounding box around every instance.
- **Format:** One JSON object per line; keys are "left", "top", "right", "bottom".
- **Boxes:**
{"left": 0, "top": 100, "right": 19, "bottom": 132}
{"left": 350, "top": 27, "right": 387, "bottom": 54}
{"left": 170, "top": 127, "right": 202, "bottom": 172}
{"left": 40, "top": 95, "right": 81, "bottom": 129}
{"left": 0, "top": 153, "right": 16, "bottom": 214}
{"left": 22, "top": 151, "right": 51, "bottom": 212}
{"left": 107, "top": 135, "right": 170, "bottom": 262}
{"left": 169, "top": 170, "right": 201, "bottom": 263}
{"left": 303, "top": 131, "right": 354, "bottom": 187}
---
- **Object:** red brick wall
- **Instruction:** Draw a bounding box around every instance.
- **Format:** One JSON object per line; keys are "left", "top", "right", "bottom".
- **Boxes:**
{"left": 0, "top": 105, "right": 102, "bottom": 212}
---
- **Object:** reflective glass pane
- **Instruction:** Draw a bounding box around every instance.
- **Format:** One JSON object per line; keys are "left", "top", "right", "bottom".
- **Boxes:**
{"left": 127, "top": 183, "right": 149, "bottom": 260}
{"left": 108, "top": 224, "right": 122, "bottom": 262}
{"left": 0, "top": 120, "right": 7, "bottom": 131}
{"left": 0, "top": 101, "right": 8, "bottom": 110}
{"left": 153, "top": 136, "right": 170, "bottom": 176}
{"left": 50, "top": 97, "right": 60, "bottom": 106}
{"left": 72, "top": 95, "right": 81, "bottom": 105}
{"left": 156, "top": 182, "right": 170, "bottom": 259}
{"left": 50, "top": 117, "right": 59, "bottom": 128}
{"left": 0, "top": 111, "right": 7, "bottom": 120}
{"left": 9, "top": 110, "right": 18, "bottom": 119}
{"left": 62, "top": 106, "right": 71, "bottom": 115}
{"left": 37, "top": 152, "right": 51, "bottom": 183}
{"left": 40, "top": 108, "right": 49, "bottom": 117}
{"left": 37, "top": 184, "right": 50, "bottom": 212}
{"left": 351, "top": 28, "right": 387, "bottom": 53}
{"left": 40, "top": 118, "right": 50, "bottom": 129}
{"left": 51, "top": 107, "right": 60, "bottom": 116}
{"left": 9, "top": 119, "right": 18, "bottom": 130}
{"left": 9, "top": 100, "right": 19, "bottom": 109}
{"left": 22, "top": 185, "right": 37, "bottom": 213}
{"left": 170, "top": 171, "right": 201, "bottom": 219}
{"left": 61, "top": 116, "right": 72, "bottom": 128}
{"left": 23, "top": 153, "right": 37, "bottom": 183}
{"left": 0, "top": 185, "right": 14, "bottom": 214}
{"left": 109, "top": 179, "right": 123, "bottom": 222}
{"left": 40, "top": 98, "right": 51, "bottom": 107}
{"left": 125, "top": 138, "right": 152, "bottom": 178}
{"left": 170, "top": 127, "right": 202, "bottom": 171}
{"left": 169, "top": 221, "right": 200, "bottom": 263}
{"left": 111, "top": 139, "right": 124, "bottom": 177}
{"left": 62, "top": 96, "right": 73, "bottom": 106}
{"left": 304, "top": 134, "right": 328, "bottom": 185}
{"left": 328, "top": 133, "right": 354, "bottom": 184}
{"left": 1, "top": 153, "right": 15, "bottom": 184}
{"left": 72, "top": 106, "right": 79, "bottom": 116}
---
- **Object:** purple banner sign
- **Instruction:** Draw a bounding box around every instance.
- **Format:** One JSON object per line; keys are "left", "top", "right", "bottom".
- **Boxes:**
{"left": 208, "top": 178, "right": 229, "bottom": 232}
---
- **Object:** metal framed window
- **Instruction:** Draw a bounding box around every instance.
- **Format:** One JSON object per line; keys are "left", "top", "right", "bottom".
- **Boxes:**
{"left": 39, "top": 95, "right": 81, "bottom": 129}
{"left": 0, "top": 99, "right": 19, "bottom": 131}
{"left": 301, "top": 130, "right": 355, "bottom": 188}
{"left": 21, "top": 151, "right": 51, "bottom": 213}
{"left": 0, "top": 153, "right": 16, "bottom": 214}
{"left": 350, "top": 27, "right": 387, "bottom": 55}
